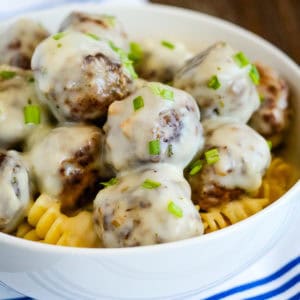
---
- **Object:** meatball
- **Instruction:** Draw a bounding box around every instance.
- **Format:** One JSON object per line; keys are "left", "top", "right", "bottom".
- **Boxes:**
{"left": 173, "top": 42, "right": 260, "bottom": 123}
{"left": 0, "top": 19, "right": 49, "bottom": 69}
{"left": 0, "top": 65, "right": 49, "bottom": 148}
{"left": 94, "top": 164, "right": 203, "bottom": 247}
{"left": 31, "top": 31, "right": 135, "bottom": 122}
{"left": 104, "top": 82, "right": 204, "bottom": 171}
{"left": 249, "top": 62, "right": 289, "bottom": 147}
{"left": 0, "top": 150, "right": 31, "bottom": 233}
{"left": 136, "top": 39, "right": 193, "bottom": 83}
{"left": 188, "top": 118, "right": 271, "bottom": 210}
{"left": 28, "top": 125, "right": 105, "bottom": 211}
{"left": 59, "top": 11, "right": 129, "bottom": 50}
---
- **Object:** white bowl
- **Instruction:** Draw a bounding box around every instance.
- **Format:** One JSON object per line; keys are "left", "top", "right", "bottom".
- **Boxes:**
{"left": 0, "top": 3, "right": 299, "bottom": 299}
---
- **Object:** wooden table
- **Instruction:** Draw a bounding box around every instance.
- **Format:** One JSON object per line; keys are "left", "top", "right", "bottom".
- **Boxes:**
{"left": 150, "top": 0, "right": 300, "bottom": 64}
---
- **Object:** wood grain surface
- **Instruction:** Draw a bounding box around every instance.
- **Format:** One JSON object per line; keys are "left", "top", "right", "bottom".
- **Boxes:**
{"left": 150, "top": 0, "right": 300, "bottom": 64}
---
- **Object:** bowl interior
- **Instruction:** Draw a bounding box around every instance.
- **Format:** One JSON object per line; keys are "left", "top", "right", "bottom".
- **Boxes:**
{"left": 0, "top": 2, "right": 299, "bottom": 252}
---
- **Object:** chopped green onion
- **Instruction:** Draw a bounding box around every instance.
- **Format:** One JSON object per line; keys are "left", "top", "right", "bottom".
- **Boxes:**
{"left": 167, "top": 144, "right": 173, "bottom": 157}
{"left": 267, "top": 140, "right": 272, "bottom": 150}
{"left": 233, "top": 52, "right": 250, "bottom": 68}
{"left": 189, "top": 159, "right": 203, "bottom": 176}
{"left": 27, "top": 76, "right": 35, "bottom": 83}
{"left": 205, "top": 148, "right": 220, "bottom": 165}
{"left": 249, "top": 64, "right": 260, "bottom": 85}
{"left": 149, "top": 83, "right": 174, "bottom": 100}
{"left": 101, "top": 177, "right": 118, "bottom": 187}
{"left": 57, "top": 43, "right": 62, "bottom": 48}
{"left": 133, "top": 96, "right": 144, "bottom": 111}
{"left": 24, "top": 105, "right": 40, "bottom": 125}
{"left": 142, "top": 179, "right": 161, "bottom": 189}
{"left": 0, "top": 70, "right": 16, "bottom": 80}
{"left": 103, "top": 15, "right": 116, "bottom": 27}
{"left": 85, "top": 32, "right": 100, "bottom": 41}
{"left": 52, "top": 32, "right": 65, "bottom": 40}
{"left": 167, "top": 201, "right": 183, "bottom": 218}
{"left": 207, "top": 75, "right": 221, "bottom": 90}
{"left": 109, "top": 41, "right": 138, "bottom": 79}
{"left": 149, "top": 139, "right": 160, "bottom": 155}
{"left": 128, "top": 42, "right": 143, "bottom": 64}
{"left": 161, "top": 40, "right": 175, "bottom": 50}
{"left": 259, "top": 94, "right": 265, "bottom": 103}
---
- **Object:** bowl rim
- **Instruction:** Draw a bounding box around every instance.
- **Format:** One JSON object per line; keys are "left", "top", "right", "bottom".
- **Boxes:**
{"left": 1, "top": 2, "right": 299, "bottom": 254}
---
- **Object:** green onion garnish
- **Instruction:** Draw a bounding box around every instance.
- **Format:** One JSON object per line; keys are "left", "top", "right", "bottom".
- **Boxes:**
{"left": 85, "top": 32, "right": 100, "bottom": 41}
{"left": 205, "top": 148, "right": 220, "bottom": 165}
{"left": 167, "top": 201, "right": 183, "bottom": 218}
{"left": 128, "top": 42, "right": 143, "bottom": 65}
{"left": 24, "top": 105, "right": 40, "bottom": 125}
{"left": 27, "top": 77, "right": 35, "bottom": 83}
{"left": 109, "top": 41, "right": 138, "bottom": 79}
{"left": 57, "top": 43, "right": 62, "bottom": 48}
{"left": 207, "top": 75, "right": 221, "bottom": 90}
{"left": 267, "top": 140, "right": 272, "bottom": 150}
{"left": 0, "top": 70, "right": 16, "bottom": 80}
{"left": 249, "top": 64, "right": 260, "bottom": 85}
{"left": 101, "top": 177, "right": 118, "bottom": 187}
{"left": 142, "top": 179, "right": 161, "bottom": 189}
{"left": 52, "top": 32, "right": 65, "bottom": 40}
{"left": 189, "top": 159, "right": 203, "bottom": 176}
{"left": 161, "top": 40, "right": 175, "bottom": 50}
{"left": 167, "top": 144, "right": 173, "bottom": 157}
{"left": 149, "top": 139, "right": 160, "bottom": 155}
{"left": 259, "top": 94, "right": 265, "bottom": 103}
{"left": 233, "top": 52, "right": 250, "bottom": 68}
{"left": 149, "top": 83, "right": 174, "bottom": 101}
{"left": 133, "top": 96, "right": 144, "bottom": 111}
{"left": 103, "top": 15, "right": 116, "bottom": 27}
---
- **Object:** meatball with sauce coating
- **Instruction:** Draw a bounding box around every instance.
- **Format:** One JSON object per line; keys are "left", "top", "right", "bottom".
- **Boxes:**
{"left": 104, "top": 82, "right": 204, "bottom": 171}
{"left": 0, "top": 65, "right": 49, "bottom": 149}
{"left": 0, "top": 19, "right": 49, "bottom": 69}
{"left": 249, "top": 62, "right": 289, "bottom": 147}
{"left": 59, "top": 11, "right": 129, "bottom": 50}
{"left": 136, "top": 39, "right": 193, "bottom": 83}
{"left": 28, "top": 125, "right": 106, "bottom": 211}
{"left": 0, "top": 150, "right": 31, "bottom": 233}
{"left": 173, "top": 42, "right": 260, "bottom": 123}
{"left": 94, "top": 164, "right": 203, "bottom": 247}
{"left": 32, "top": 31, "right": 135, "bottom": 122}
{"left": 188, "top": 118, "right": 271, "bottom": 210}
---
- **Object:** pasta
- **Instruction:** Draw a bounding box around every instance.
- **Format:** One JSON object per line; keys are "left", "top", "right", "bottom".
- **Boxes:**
{"left": 16, "top": 194, "right": 101, "bottom": 247}
{"left": 200, "top": 157, "right": 297, "bottom": 233}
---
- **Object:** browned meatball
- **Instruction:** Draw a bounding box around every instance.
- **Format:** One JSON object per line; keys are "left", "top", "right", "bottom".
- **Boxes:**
{"left": 32, "top": 31, "right": 135, "bottom": 122}
{"left": 249, "top": 62, "right": 289, "bottom": 147}
{"left": 28, "top": 125, "right": 107, "bottom": 211}
{"left": 0, "top": 150, "right": 31, "bottom": 233}
{"left": 59, "top": 11, "right": 129, "bottom": 50}
{"left": 0, "top": 19, "right": 49, "bottom": 69}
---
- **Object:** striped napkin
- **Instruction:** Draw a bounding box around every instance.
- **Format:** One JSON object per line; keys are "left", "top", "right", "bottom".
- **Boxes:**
{"left": 0, "top": 1, "right": 299, "bottom": 299}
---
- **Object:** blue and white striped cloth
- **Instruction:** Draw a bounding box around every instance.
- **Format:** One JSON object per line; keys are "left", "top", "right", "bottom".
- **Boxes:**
{"left": 0, "top": 1, "right": 299, "bottom": 299}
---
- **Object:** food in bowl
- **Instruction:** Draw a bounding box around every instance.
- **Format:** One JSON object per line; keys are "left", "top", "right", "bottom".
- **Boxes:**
{"left": 0, "top": 11, "right": 297, "bottom": 248}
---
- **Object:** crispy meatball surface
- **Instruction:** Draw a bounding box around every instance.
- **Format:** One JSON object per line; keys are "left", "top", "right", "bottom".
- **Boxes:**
{"left": 104, "top": 82, "right": 204, "bottom": 171}
{"left": 94, "top": 164, "right": 203, "bottom": 247}
{"left": 0, "top": 19, "right": 49, "bottom": 69}
{"left": 173, "top": 42, "right": 260, "bottom": 123}
{"left": 32, "top": 31, "right": 134, "bottom": 122}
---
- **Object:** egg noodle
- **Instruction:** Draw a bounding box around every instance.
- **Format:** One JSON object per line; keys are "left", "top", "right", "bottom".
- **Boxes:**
{"left": 15, "top": 156, "right": 297, "bottom": 247}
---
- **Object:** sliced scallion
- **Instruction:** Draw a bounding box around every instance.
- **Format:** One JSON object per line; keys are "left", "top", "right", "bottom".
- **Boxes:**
{"left": 0, "top": 70, "right": 16, "bottom": 80}
{"left": 142, "top": 179, "right": 161, "bottom": 189}
{"left": 24, "top": 105, "right": 40, "bottom": 125}
{"left": 149, "top": 139, "right": 160, "bottom": 155}
{"left": 205, "top": 148, "right": 220, "bottom": 165}
{"left": 189, "top": 159, "right": 203, "bottom": 176}
{"left": 207, "top": 75, "right": 221, "bottom": 90}
{"left": 168, "top": 201, "right": 183, "bottom": 218}
{"left": 249, "top": 64, "right": 260, "bottom": 85}
{"left": 128, "top": 42, "right": 143, "bottom": 65}
{"left": 101, "top": 177, "right": 118, "bottom": 187}
{"left": 149, "top": 83, "right": 174, "bottom": 101}
{"left": 233, "top": 52, "right": 250, "bottom": 68}
{"left": 161, "top": 40, "right": 175, "bottom": 50}
{"left": 133, "top": 96, "right": 144, "bottom": 111}
{"left": 85, "top": 32, "right": 100, "bottom": 41}
{"left": 52, "top": 32, "right": 65, "bottom": 40}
